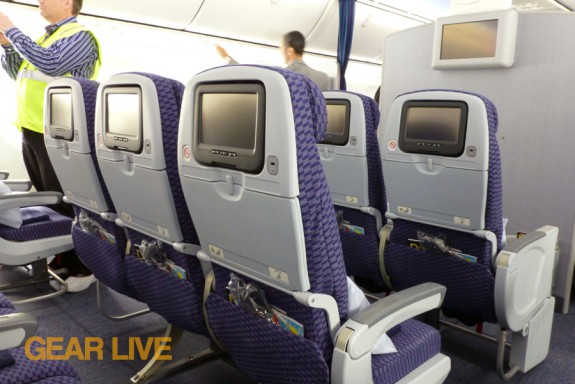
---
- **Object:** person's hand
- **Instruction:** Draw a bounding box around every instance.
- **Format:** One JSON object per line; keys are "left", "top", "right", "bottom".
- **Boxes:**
{"left": 0, "top": 11, "right": 15, "bottom": 34}
{"left": 0, "top": 32, "right": 10, "bottom": 47}
{"left": 215, "top": 44, "right": 229, "bottom": 59}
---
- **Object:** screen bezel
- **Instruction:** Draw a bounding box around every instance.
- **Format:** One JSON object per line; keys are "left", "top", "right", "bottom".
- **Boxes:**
{"left": 398, "top": 100, "right": 468, "bottom": 157}
{"left": 47, "top": 87, "right": 74, "bottom": 141}
{"left": 321, "top": 99, "right": 351, "bottom": 146}
{"left": 432, "top": 9, "right": 518, "bottom": 70}
{"left": 193, "top": 81, "right": 266, "bottom": 174}
{"left": 102, "top": 85, "right": 143, "bottom": 153}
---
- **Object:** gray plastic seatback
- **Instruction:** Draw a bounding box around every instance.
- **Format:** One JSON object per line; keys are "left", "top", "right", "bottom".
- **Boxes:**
{"left": 318, "top": 92, "right": 369, "bottom": 208}
{"left": 381, "top": 91, "right": 490, "bottom": 231}
{"left": 178, "top": 66, "right": 309, "bottom": 293}
{"left": 95, "top": 74, "right": 182, "bottom": 243}
{"left": 44, "top": 78, "right": 108, "bottom": 214}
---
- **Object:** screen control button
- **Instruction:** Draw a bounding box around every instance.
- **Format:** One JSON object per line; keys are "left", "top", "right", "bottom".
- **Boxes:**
{"left": 267, "top": 156, "right": 279, "bottom": 176}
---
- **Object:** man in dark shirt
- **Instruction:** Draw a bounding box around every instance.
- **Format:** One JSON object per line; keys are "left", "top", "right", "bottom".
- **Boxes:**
{"left": 216, "top": 30, "right": 330, "bottom": 91}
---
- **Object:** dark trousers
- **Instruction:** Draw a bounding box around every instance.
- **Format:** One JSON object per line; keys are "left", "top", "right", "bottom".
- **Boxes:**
{"left": 21, "top": 128, "right": 73, "bottom": 217}
{"left": 21, "top": 128, "right": 90, "bottom": 275}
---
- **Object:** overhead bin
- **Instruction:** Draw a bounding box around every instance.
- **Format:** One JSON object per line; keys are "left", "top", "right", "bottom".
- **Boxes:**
{"left": 185, "top": 0, "right": 331, "bottom": 47}
{"left": 350, "top": 4, "right": 423, "bottom": 62}
{"left": 304, "top": 0, "right": 339, "bottom": 57}
{"left": 6, "top": 0, "right": 420, "bottom": 63}
{"left": 81, "top": 0, "right": 203, "bottom": 29}
{"left": 8, "top": 0, "right": 202, "bottom": 29}
{"left": 555, "top": 0, "right": 575, "bottom": 10}
{"left": 307, "top": 2, "right": 423, "bottom": 63}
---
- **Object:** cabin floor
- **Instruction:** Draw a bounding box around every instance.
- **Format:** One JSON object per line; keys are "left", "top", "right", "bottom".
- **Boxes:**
{"left": 1, "top": 265, "right": 574, "bottom": 384}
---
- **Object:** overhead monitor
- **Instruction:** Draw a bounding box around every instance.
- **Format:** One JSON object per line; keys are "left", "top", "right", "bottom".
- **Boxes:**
{"left": 432, "top": 9, "right": 518, "bottom": 69}
{"left": 398, "top": 100, "right": 468, "bottom": 157}
{"left": 322, "top": 99, "right": 350, "bottom": 146}
{"left": 102, "top": 86, "right": 143, "bottom": 153}
{"left": 47, "top": 87, "right": 74, "bottom": 141}
{"left": 193, "top": 82, "right": 266, "bottom": 173}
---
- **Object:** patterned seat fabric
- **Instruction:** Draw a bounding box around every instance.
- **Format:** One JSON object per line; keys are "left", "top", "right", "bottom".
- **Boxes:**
{"left": 119, "top": 73, "right": 207, "bottom": 336}
{"left": 372, "top": 319, "right": 440, "bottom": 384}
{"left": 0, "top": 347, "right": 81, "bottom": 384}
{"left": 0, "top": 292, "right": 15, "bottom": 310}
{"left": 204, "top": 67, "right": 441, "bottom": 384}
{"left": 384, "top": 90, "right": 503, "bottom": 324}
{"left": 0, "top": 293, "right": 81, "bottom": 384}
{"left": 61, "top": 77, "right": 136, "bottom": 299}
{"left": 0, "top": 207, "right": 72, "bottom": 242}
{"left": 331, "top": 91, "right": 387, "bottom": 289}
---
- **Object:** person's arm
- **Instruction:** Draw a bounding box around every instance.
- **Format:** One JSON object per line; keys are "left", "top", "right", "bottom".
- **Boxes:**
{"left": 0, "top": 32, "right": 10, "bottom": 46}
{"left": 0, "top": 43, "right": 22, "bottom": 80}
{"left": 215, "top": 44, "right": 239, "bottom": 65}
{"left": 5, "top": 28, "right": 98, "bottom": 78}
{"left": 0, "top": 12, "right": 21, "bottom": 80}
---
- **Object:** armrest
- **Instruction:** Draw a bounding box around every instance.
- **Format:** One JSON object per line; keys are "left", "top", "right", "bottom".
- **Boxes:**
{"left": 0, "top": 192, "right": 63, "bottom": 211}
{"left": 4, "top": 180, "right": 33, "bottom": 192}
{"left": 331, "top": 283, "right": 446, "bottom": 384}
{"left": 494, "top": 225, "right": 559, "bottom": 331}
{"left": 337, "top": 282, "right": 445, "bottom": 359}
{"left": 359, "top": 206, "right": 383, "bottom": 233}
{"left": 504, "top": 231, "right": 546, "bottom": 254}
{"left": 0, "top": 313, "right": 38, "bottom": 350}
{"left": 0, "top": 171, "right": 8, "bottom": 180}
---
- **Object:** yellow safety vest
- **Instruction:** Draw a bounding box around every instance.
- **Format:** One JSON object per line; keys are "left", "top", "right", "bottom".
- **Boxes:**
{"left": 15, "top": 22, "right": 102, "bottom": 133}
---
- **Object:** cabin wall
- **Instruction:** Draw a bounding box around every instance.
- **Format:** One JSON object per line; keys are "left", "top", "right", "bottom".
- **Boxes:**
{"left": 380, "top": 12, "right": 575, "bottom": 313}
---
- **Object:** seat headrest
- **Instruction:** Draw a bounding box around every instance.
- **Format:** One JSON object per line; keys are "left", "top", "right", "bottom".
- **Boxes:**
{"left": 208, "top": 64, "right": 328, "bottom": 142}
{"left": 179, "top": 64, "right": 327, "bottom": 198}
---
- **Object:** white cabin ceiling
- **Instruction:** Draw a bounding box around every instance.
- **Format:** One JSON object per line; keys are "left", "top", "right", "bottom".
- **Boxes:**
{"left": 1, "top": 0, "right": 572, "bottom": 65}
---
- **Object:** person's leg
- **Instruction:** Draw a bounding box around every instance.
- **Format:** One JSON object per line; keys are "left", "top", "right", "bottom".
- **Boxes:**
{"left": 22, "top": 129, "right": 74, "bottom": 217}
{"left": 22, "top": 129, "right": 94, "bottom": 291}
{"left": 21, "top": 129, "right": 46, "bottom": 192}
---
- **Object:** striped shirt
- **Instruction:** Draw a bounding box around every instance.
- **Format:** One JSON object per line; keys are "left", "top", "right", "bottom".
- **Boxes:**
{"left": 1, "top": 16, "right": 98, "bottom": 81}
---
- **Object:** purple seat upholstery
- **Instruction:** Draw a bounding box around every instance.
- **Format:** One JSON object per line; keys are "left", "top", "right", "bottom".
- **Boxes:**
{"left": 115, "top": 73, "right": 207, "bottom": 336}
{"left": 50, "top": 77, "right": 138, "bottom": 299}
{"left": 0, "top": 347, "right": 81, "bottom": 384}
{"left": 0, "top": 207, "right": 72, "bottom": 242}
{"left": 383, "top": 90, "right": 503, "bottom": 324}
{"left": 0, "top": 291, "right": 15, "bottom": 309}
{"left": 0, "top": 293, "right": 81, "bottom": 384}
{"left": 201, "top": 66, "right": 441, "bottom": 384}
{"left": 326, "top": 91, "right": 387, "bottom": 289}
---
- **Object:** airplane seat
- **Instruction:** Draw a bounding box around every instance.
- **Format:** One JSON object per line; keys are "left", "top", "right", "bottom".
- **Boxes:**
{"left": 381, "top": 89, "right": 558, "bottom": 377}
{"left": 179, "top": 64, "right": 450, "bottom": 384}
{"left": 0, "top": 292, "right": 81, "bottom": 384}
{"left": 319, "top": 90, "right": 387, "bottom": 291}
{"left": 94, "top": 72, "right": 208, "bottom": 336}
{"left": 0, "top": 185, "right": 73, "bottom": 303}
{"left": 0, "top": 291, "right": 13, "bottom": 308}
{"left": 44, "top": 77, "right": 140, "bottom": 302}
{"left": 0, "top": 172, "right": 33, "bottom": 192}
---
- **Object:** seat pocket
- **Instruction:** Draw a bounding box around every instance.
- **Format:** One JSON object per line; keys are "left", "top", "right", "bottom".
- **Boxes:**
{"left": 206, "top": 293, "right": 330, "bottom": 384}
{"left": 125, "top": 255, "right": 207, "bottom": 335}
{"left": 72, "top": 224, "right": 134, "bottom": 298}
